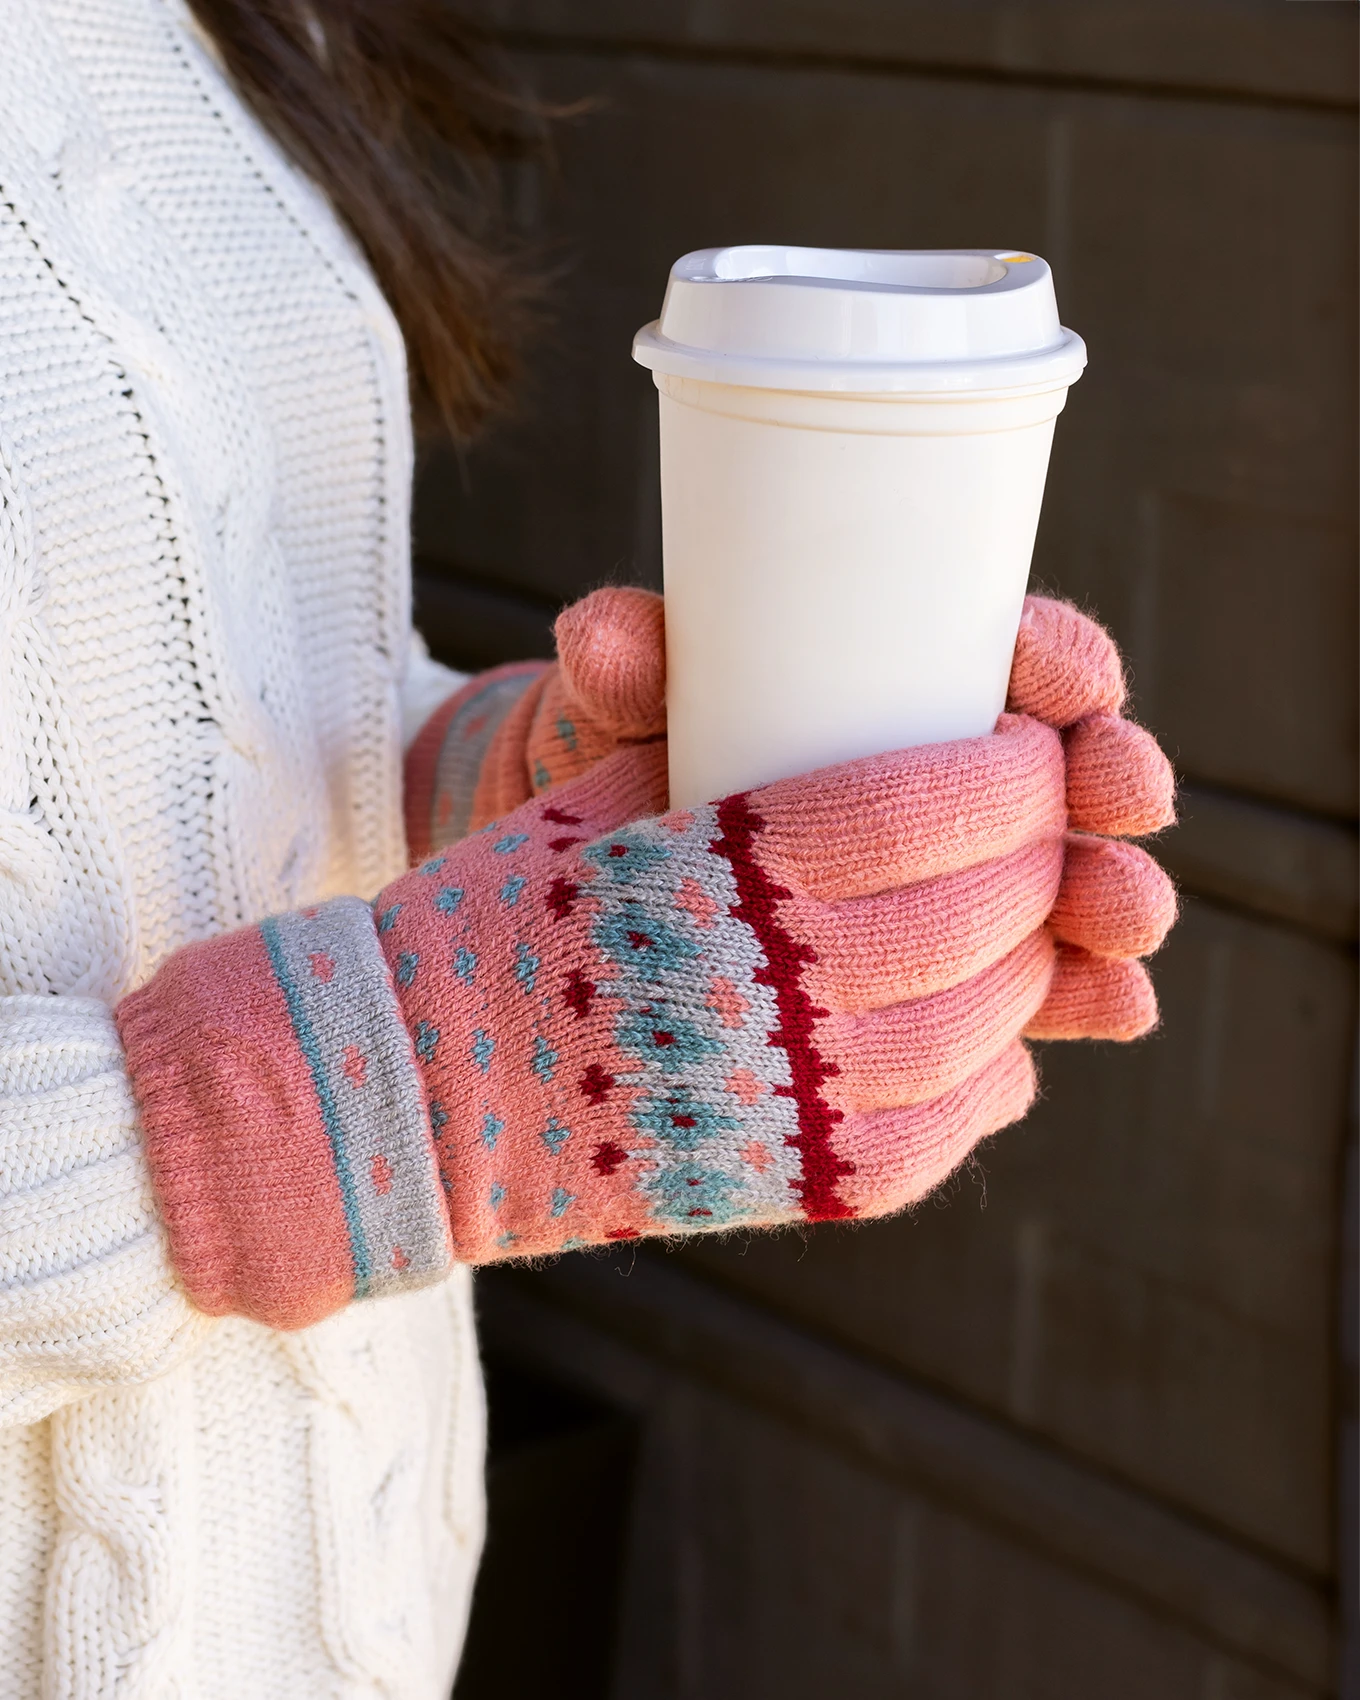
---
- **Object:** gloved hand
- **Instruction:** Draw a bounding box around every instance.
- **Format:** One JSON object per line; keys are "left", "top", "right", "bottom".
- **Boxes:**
{"left": 405, "top": 587, "right": 665, "bottom": 858}
{"left": 422, "top": 584, "right": 1175, "bottom": 1041}
{"left": 375, "top": 667, "right": 1172, "bottom": 1259}
{"left": 119, "top": 590, "right": 1175, "bottom": 1323}
{"left": 1004, "top": 595, "right": 1177, "bottom": 1039}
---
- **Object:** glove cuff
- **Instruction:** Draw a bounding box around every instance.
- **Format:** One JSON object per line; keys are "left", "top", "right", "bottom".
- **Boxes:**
{"left": 404, "top": 661, "right": 548, "bottom": 859}
{"left": 116, "top": 898, "right": 450, "bottom": 1329}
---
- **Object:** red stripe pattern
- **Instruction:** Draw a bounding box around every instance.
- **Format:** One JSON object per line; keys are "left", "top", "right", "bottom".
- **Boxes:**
{"left": 711, "top": 794, "right": 856, "bottom": 1221}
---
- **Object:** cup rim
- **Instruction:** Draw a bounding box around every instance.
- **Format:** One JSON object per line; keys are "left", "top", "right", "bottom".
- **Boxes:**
{"left": 632, "top": 321, "right": 1087, "bottom": 396}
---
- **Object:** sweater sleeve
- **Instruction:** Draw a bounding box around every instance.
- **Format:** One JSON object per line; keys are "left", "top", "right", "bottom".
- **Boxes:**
{"left": 0, "top": 994, "right": 209, "bottom": 1428}
{"left": 2, "top": 636, "right": 533, "bottom": 1371}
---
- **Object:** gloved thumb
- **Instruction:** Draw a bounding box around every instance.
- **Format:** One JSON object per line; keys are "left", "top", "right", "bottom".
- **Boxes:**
{"left": 555, "top": 586, "right": 667, "bottom": 739}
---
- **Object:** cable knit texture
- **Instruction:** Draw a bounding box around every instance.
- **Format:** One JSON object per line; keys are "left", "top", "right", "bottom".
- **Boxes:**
{"left": 0, "top": 1, "right": 483, "bottom": 1693}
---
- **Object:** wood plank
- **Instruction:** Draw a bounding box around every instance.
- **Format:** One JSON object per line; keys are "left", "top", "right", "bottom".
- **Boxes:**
{"left": 1341, "top": 1127, "right": 1360, "bottom": 1694}
{"left": 405, "top": 36, "right": 1358, "bottom": 1692}
{"left": 413, "top": 289, "right": 665, "bottom": 608}
{"left": 681, "top": 898, "right": 1354, "bottom": 1575}
{"left": 412, "top": 566, "right": 558, "bottom": 671}
{"left": 1161, "top": 785, "right": 1359, "bottom": 943}
{"left": 477, "top": 1260, "right": 1333, "bottom": 1694}
{"left": 478, "top": 0, "right": 1358, "bottom": 108}
{"left": 415, "top": 52, "right": 1358, "bottom": 818}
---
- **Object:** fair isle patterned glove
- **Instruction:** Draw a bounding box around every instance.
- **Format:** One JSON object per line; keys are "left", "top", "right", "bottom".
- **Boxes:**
{"left": 378, "top": 703, "right": 1172, "bottom": 1262}
{"left": 380, "top": 737, "right": 1062, "bottom": 1256}
{"left": 404, "top": 588, "right": 666, "bottom": 859}
{"left": 118, "top": 625, "right": 1174, "bottom": 1324}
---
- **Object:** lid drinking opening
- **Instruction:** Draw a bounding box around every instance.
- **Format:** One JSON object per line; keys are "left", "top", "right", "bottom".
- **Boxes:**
{"left": 704, "top": 246, "right": 1008, "bottom": 291}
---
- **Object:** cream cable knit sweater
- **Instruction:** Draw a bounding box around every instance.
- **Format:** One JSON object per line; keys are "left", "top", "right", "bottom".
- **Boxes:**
{"left": 0, "top": 2, "right": 486, "bottom": 1693}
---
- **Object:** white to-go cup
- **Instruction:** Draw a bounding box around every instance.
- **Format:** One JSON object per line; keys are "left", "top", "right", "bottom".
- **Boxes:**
{"left": 632, "top": 246, "right": 1087, "bottom": 810}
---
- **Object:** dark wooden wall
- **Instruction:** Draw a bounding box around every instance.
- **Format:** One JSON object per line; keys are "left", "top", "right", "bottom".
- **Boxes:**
{"left": 418, "top": 5, "right": 1360, "bottom": 1695}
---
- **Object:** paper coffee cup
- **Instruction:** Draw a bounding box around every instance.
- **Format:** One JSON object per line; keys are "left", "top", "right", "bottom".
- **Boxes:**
{"left": 632, "top": 246, "right": 1086, "bottom": 810}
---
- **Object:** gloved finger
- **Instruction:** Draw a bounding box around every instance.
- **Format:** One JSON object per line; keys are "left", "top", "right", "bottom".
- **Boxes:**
{"left": 821, "top": 929, "right": 1054, "bottom": 1112}
{"left": 555, "top": 586, "right": 667, "bottom": 739}
{"left": 791, "top": 838, "right": 1064, "bottom": 1012}
{"left": 521, "top": 589, "right": 667, "bottom": 801}
{"left": 1065, "top": 713, "right": 1176, "bottom": 836}
{"left": 529, "top": 743, "right": 670, "bottom": 840}
{"left": 1024, "top": 946, "right": 1158, "bottom": 1041}
{"left": 834, "top": 1042, "right": 1037, "bottom": 1219}
{"left": 1049, "top": 835, "right": 1178, "bottom": 959}
{"left": 1007, "top": 595, "right": 1126, "bottom": 726}
{"left": 524, "top": 667, "right": 630, "bottom": 797}
{"left": 748, "top": 714, "right": 1066, "bottom": 902}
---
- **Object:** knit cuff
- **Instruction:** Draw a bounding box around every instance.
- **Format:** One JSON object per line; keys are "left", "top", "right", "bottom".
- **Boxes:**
{"left": 404, "top": 662, "right": 548, "bottom": 861}
{"left": 115, "top": 898, "right": 451, "bottom": 1331}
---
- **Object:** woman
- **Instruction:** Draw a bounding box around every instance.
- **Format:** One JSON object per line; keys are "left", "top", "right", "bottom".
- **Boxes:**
{"left": 0, "top": 2, "right": 1176, "bottom": 1694}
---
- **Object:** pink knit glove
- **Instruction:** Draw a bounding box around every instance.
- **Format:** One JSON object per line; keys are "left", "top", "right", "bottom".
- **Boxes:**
{"left": 410, "top": 587, "right": 1175, "bottom": 1043}
{"left": 117, "top": 597, "right": 1173, "bottom": 1325}
{"left": 405, "top": 588, "right": 665, "bottom": 859}
{"left": 376, "top": 683, "right": 1171, "bottom": 1261}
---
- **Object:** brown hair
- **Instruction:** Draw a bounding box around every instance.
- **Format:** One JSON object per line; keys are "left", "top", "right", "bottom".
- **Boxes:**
{"left": 184, "top": 0, "right": 546, "bottom": 440}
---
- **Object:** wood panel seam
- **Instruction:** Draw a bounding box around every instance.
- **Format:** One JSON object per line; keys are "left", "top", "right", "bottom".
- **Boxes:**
{"left": 477, "top": 1254, "right": 1336, "bottom": 1692}
{"left": 500, "top": 29, "right": 1360, "bottom": 117}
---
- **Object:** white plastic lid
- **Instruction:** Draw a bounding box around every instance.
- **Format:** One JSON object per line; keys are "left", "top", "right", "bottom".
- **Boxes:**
{"left": 632, "top": 246, "right": 1086, "bottom": 395}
